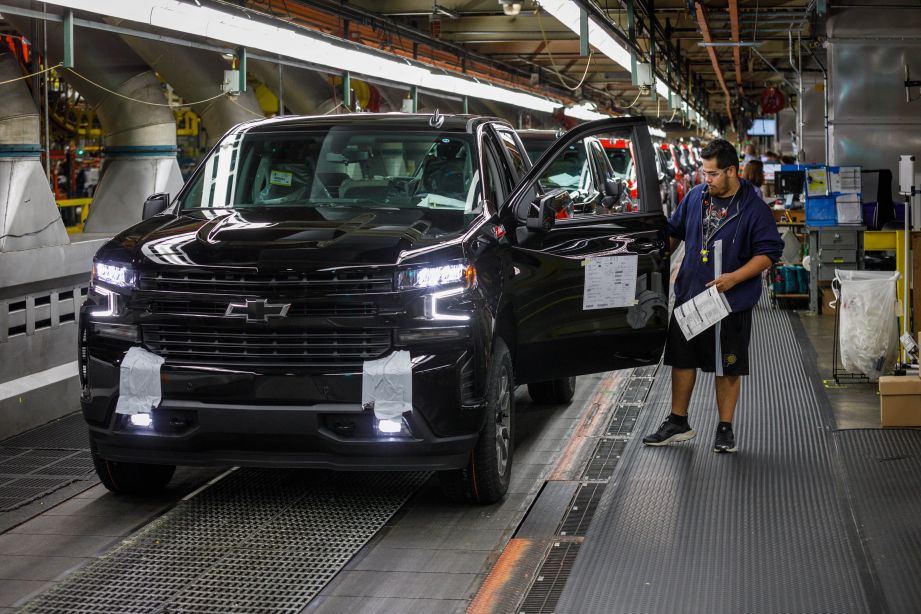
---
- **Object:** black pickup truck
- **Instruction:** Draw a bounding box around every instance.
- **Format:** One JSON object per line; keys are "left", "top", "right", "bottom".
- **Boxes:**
{"left": 79, "top": 113, "right": 669, "bottom": 503}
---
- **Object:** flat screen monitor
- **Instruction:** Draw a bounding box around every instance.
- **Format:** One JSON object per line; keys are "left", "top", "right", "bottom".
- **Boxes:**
{"left": 776, "top": 170, "right": 805, "bottom": 196}
{"left": 748, "top": 119, "right": 776, "bottom": 137}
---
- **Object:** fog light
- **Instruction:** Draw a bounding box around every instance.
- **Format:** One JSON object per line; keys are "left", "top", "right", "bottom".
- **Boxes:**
{"left": 129, "top": 413, "right": 152, "bottom": 428}
{"left": 376, "top": 418, "right": 403, "bottom": 434}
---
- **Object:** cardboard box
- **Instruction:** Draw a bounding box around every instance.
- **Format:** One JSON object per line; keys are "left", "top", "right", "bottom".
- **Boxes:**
{"left": 879, "top": 376, "right": 921, "bottom": 426}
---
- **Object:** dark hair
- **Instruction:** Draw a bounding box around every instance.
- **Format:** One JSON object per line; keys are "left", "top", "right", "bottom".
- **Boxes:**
{"left": 780, "top": 154, "right": 796, "bottom": 165}
{"left": 700, "top": 139, "right": 739, "bottom": 171}
{"left": 741, "top": 159, "right": 764, "bottom": 187}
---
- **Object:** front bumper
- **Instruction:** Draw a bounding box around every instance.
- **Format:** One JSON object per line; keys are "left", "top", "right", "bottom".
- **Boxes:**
{"left": 82, "top": 347, "right": 488, "bottom": 471}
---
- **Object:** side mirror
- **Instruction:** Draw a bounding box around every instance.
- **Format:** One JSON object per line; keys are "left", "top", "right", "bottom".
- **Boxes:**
{"left": 604, "top": 178, "right": 624, "bottom": 200}
{"left": 142, "top": 193, "right": 170, "bottom": 220}
{"left": 527, "top": 189, "right": 569, "bottom": 232}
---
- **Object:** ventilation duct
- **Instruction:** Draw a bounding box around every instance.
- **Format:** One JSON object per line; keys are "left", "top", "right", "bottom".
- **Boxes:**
{"left": 111, "top": 30, "right": 264, "bottom": 145}
{"left": 4, "top": 5, "right": 182, "bottom": 234}
{"left": 0, "top": 51, "right": 69, "bottom": 252}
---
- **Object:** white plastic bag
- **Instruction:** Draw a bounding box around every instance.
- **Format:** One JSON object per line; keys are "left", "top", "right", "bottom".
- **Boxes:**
{"left": 834, "top": 269, "right": 900, "bottom": 382}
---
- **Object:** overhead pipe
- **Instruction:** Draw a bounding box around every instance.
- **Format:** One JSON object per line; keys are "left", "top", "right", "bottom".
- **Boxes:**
{"left": 4, "top": 6, "right": 182, "bottom": 235}
{"left": 694, "top": 2, "right": 735, "bottom": 130}
{"left": 789, "top": 29, "right": 804, "bottom": 161}
{"left": 728, "top": 0, "right": 744, "bottom": 94}
{"left": 0, "top": 51, "right": 69, "bottom": 252}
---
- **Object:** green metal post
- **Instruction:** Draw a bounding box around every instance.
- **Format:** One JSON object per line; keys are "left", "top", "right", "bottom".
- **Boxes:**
{"left": 624, "top": 0, "right": 635, "bottom": 87}
{"left": 237, "top": 47, "right": 247, "bottom": 92}
{"left": 579, "top": 8, "right": 589, "bottom": 57}
{"left": 63, "top": 10, "right": 74, "bottom": 68}
{"left": 463, "top": 95, "right": 469, "bottom": 114}
{"left": 343, "top": 71, "right": 351, "bottom": 110}
{"left": 411, "top": 86, "right": 418, "bottom": 113}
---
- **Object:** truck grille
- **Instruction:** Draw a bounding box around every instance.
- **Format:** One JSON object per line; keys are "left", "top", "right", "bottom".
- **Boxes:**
{"left": 137, "top": 269, "right": 394, "bottom": 295}
{"left": 145, "top": 299, "right": 378, "bottom": 318}
{"left": 141, "top": 324, "right": 391, "bottom": 367}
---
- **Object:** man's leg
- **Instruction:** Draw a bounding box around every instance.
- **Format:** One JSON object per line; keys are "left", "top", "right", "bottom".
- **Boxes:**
{"left": 714, "top": 375, "right": 741, "bottom": 453}
{"left": 714, "top": 375, "right": 741, "bottom": 422}
{"left": 643, "top": 367, "right": 698, "bottom": 446}
{"left": 671, "top": 368, "right": 697, "bottom": 417}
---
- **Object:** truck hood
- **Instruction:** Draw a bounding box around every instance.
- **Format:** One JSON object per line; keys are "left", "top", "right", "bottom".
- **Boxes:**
{"left": 125, "top": 207, "right": 467, "bottom": 269}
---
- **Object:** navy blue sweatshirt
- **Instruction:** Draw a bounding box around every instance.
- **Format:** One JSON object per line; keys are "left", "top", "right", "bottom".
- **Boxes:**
{"left": 668, "top": 179, "right": 783, "bottom": 312}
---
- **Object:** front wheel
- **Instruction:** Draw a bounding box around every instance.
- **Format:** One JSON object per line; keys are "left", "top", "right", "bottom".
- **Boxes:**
{"left": 528, "top": 376, "right": 577, "bottom": 404}
{"left": 92, "top": 448, "right": 175, "bottom": 495}
{"left": 439, "top": 337, "right": 514, "bottom": 504}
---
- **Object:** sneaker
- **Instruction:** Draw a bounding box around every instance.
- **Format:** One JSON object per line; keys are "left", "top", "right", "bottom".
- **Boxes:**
{"left": 643, "top": 420, "right": 696, "bottom": 446}
{"left": 713, "top": 424, "right": 737, "bottom": 453}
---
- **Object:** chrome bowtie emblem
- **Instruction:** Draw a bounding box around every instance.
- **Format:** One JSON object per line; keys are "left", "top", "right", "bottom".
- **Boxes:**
{"left": 225, "top": 299, "right": 291, "bottom": 322}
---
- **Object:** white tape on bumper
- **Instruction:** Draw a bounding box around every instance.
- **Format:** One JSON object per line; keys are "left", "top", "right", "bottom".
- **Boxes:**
{"left": 361, "top": 350, "right": 413, "bottom": 420}
{"left": 115, "top": 347, "right": 165, "bottom": 415}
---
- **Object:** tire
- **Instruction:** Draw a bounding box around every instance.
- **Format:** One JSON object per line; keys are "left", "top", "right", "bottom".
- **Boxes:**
{"left": 439, "top": 337, "right": 514, "bottom": 504}
{"left": 92, "top": 448, "right": 175, "bottom": 495}
{"left": 528, "top": 376, "right": 577, "bottom": 404}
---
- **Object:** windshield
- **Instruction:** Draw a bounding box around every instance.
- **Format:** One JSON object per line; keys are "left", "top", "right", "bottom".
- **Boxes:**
{"left": 180, "top": 127, "right": 481, "bottom": 227}
{"left": 603, "top": 148, "right": 631, "bottom": 179}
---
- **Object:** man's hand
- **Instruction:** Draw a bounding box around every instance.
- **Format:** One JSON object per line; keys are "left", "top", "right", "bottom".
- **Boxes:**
{"left": 706, "top": 272, "right": 741, "bottom": 292}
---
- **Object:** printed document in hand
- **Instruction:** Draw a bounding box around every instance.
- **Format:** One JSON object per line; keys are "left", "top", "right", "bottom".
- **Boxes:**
{"left": 583, "top": 255, "right": 638, "bottom": 310}
{"left": 674, "top": 286, "right": 732, "bottom": 340}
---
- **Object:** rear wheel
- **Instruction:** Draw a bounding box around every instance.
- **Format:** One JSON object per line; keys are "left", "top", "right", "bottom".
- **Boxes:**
{"left": 439, "top": 337, "right": 514, "bottom": 504}
{"left": 527, "top": 376, "right": 577, "bottom": 404}
{"left": 92, "top": 448, "right": 175, "bottom": 495}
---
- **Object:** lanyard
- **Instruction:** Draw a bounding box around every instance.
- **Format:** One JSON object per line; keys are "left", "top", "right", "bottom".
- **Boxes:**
{"left": 700, "top": 188, "right": 739, "bottom": 263}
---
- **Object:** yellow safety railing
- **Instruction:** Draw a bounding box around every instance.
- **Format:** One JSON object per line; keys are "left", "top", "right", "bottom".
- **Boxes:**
{"left": 56, "top": 197, "right": 92, "bottom": 234}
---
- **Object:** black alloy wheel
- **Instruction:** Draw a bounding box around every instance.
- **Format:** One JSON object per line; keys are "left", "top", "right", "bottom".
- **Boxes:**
{"left": 527, "top": 376, "right": 577, "bottom": 405}
{"left": 439, "top": 337, "right": 515, "bottom": 504}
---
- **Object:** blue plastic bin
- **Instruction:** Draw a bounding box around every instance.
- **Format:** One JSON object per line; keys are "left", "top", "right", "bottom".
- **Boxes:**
{"left": 806, "top": 196, "right": 837, "bottom": 226}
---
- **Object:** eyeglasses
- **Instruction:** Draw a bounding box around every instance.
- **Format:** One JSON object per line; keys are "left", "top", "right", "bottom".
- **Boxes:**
{"left": 702, "top": 167, "right": 732, "bottom": 179}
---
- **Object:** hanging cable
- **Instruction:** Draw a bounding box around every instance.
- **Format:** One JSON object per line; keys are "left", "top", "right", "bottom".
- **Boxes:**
{"left": 0, "top": 61, "right": 61, "bottom": 87}
{"left": 535, "top": 7, "right": 595, "bottom": 91}
{"left": 63, "top": 67, "right": 229, "bottom": 107}
{"left": 227, "top": 94, "right": 264, "bottom": 118}
{"left": 620, "top": 87, "right": 645, "bottom": 110}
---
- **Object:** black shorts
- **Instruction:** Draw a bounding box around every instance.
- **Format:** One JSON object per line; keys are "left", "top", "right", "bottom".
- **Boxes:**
{"left": 663, "top": 308, "right": 752, "bottom": 376}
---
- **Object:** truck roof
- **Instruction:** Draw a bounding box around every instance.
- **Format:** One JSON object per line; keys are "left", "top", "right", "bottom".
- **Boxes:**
{"left": 235, "top": 113, "right": 508, "bottom": 135}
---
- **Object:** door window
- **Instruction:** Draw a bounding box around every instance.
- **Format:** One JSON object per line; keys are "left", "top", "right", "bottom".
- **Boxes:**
{"left": 508, "top": 124, "right": 662, "bottom": 221}
{"left": 495, "top": 128, "right": 530, "bottom": 182}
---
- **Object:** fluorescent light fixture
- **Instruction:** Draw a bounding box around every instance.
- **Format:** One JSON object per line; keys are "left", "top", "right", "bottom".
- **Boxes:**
{"left": 649, "top": 126, "right": 666, "bottom": 139}
{"left": 567, "top": 102, "right": 608, "bottom": 121}
{"left": 698, "top": 41, "right": 764, "bottom": 48}
{"left": 540, "top": 0, "right": 632, "bottom": 71}
{"left": 130, "top": 413, "right": 153, "bottom": 428}
{"left": 42, "top": 0, "right": 562, "bottom": 115}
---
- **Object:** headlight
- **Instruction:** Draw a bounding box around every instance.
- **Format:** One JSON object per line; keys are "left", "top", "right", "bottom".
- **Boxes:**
{"left": 399, "top": 263, "right": 476, "bottom": 289}
{"left": 91, "top": 262, "right": 135, "bottom": 289}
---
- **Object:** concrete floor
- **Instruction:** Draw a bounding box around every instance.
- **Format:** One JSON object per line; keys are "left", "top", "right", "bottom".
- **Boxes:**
{"left": 795, "top": 308, "right": 883, "bottom": 429}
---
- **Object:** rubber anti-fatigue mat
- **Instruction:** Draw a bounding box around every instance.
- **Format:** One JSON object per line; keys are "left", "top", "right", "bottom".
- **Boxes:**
{"left": 555, "top": 303, "right": 871, "bottom": 614}
{"left": 836, "top": 428, "right": 921, "bottom": 614}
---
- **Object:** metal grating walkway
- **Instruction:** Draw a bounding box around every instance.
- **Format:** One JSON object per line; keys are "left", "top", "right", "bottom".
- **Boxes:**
{"left": 555, "top": 303, "right": 873, "bottom": 614}
{"left": 0, "top": 413, "right": 95, "bottom": 512}
{"left": 19, "top": 468, "right": 428, "bottom": 613}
